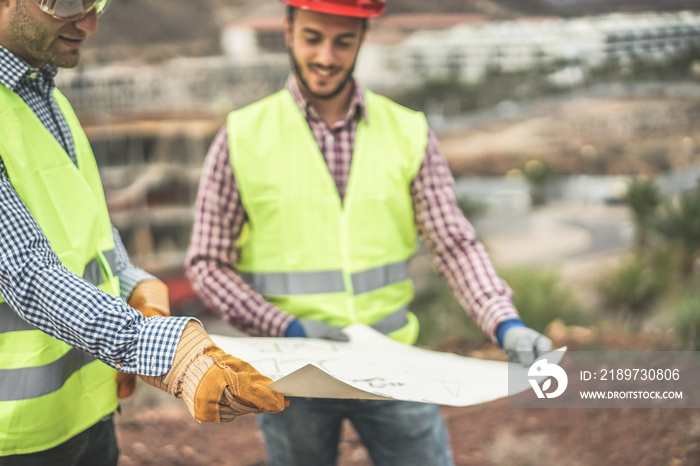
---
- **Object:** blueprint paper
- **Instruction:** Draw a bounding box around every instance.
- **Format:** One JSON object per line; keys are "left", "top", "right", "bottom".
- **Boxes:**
{"left": 211, "top": 324, "right": 565, "bottom": 406}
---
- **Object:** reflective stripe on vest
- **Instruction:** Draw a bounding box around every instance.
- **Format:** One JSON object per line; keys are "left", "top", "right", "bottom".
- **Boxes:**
{"left": 370, "top": 306, "right": 408, "bottom": 334}
{"left": 0, "top": 303, "right": 35, "bottom": 333}
{"left": 240, "top": 270, "right": 345, "bottom": 296}
{"left": 82, "top": 249, "right": 117, "bottom": 286}
{"left": 0, "top": 344, "right": 95, "bottom": 402}
{"left": 240, "top": 259, "right": 409, "bottom": 296}
{"left": 352, "top": 260, "right": 409, "bottom": 295}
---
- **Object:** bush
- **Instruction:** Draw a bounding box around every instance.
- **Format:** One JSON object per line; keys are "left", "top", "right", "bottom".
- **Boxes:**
{"left": 653, "top": 187, "right": 700, "bottom": 277}
{"left": 671, "top": 295, "right": 700, "bottom": 350}
{"left": 620, "top": 176, "right": 662, "bottom": 249}
{"left": 499, "top": 267, "right": 588, "bottom": 333}
{"left": 522, "top": 158, "right": 554, "bottom": 206}
{"left": 596, "top": 253, "right": 672, "bottom": 330}
{"left": 411, "top": 270, "right": 487, "bottom": 350}
{"left": 660, "top": 277, "right": 700, "bottom": 350}
{"left": 412, "top": 266, "right": 589, "bottom": 349}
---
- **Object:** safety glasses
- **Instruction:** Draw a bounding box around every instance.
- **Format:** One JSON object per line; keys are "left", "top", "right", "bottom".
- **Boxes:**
{"left": 35, "top": 0, "right": 111, "bottom": 21}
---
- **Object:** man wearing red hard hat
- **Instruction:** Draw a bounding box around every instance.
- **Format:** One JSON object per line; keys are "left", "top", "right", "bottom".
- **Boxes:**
{"left": 187, "top": 0, "right": 552, "bottom": 464}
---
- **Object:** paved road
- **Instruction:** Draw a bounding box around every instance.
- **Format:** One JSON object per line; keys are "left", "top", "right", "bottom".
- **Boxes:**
{"left": 563, "top": 216, "right": 632, "bottom": 259}
{"left": 481, "top": 203, "right": 632, "bottom": 267}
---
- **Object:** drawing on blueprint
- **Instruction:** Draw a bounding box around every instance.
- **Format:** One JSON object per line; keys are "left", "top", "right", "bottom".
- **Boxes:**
{"left": 211, "top": 324, "right": 566, "bottom": 407}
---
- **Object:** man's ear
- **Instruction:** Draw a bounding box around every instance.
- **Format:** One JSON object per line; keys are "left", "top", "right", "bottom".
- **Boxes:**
{"left": 284, "top": 16, "right": 293, "bottom": 48}
{"left": 0, "top": 0, "right": 12, "bottom": 36}
{"left": 358, "top": 19, "right": 369, "bottom": 47}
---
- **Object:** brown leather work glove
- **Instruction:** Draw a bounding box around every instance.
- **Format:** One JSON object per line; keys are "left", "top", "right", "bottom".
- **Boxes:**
{"left": 140, "top": 321, "right": 288, "bottom": 422}
{"left": 116, "top": 280, "right": 171, "bottom": 398}
{"left": 126, "top": 279, "right": 170, "bottom": 318}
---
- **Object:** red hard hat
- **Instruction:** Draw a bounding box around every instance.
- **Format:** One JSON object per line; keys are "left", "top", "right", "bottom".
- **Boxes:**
{"left": 281, "top": 0, "right": 386, "bottom": 18}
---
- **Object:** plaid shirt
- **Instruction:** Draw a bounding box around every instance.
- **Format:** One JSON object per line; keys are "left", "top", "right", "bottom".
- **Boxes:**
{"left": 186, "top": 76, "right": 519, "bottom": 341}
{"left": 0, "top": 47, "right": 188, "bottom": 375}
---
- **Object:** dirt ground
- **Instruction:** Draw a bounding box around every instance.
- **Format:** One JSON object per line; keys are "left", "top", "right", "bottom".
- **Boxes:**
{"left": 115, "top": 398, "right": 700, "bottom": 466}
{"left": 114, "top": 324, "right": 700, "bottom": 466}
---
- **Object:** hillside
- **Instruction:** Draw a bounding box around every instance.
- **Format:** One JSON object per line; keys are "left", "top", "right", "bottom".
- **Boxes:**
{"left": 85, "top": 0, "right": 700, "bottom": 63}
{"left": 439, "top": 92, "right": 700, "bottom": 178}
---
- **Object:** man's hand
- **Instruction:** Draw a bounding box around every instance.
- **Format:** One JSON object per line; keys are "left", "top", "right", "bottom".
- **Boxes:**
{"left": 286, "top": 319, "right": 349, "bottom": 341}
{"left": 126, "top": 279, "right": 170, "bottom": 318}
{"left": 503, "top": 327, "right": 553, "bottom": 366}
{"left": 140, "top": 321, "right": 288, "bottom": 422}
{"left": 117, "top": 280, "right": 171, "bottom": 398}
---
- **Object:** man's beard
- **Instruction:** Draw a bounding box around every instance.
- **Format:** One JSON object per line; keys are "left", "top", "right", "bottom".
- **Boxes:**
{"left": 288, "top": 48, "right": 356, "bottom": 101}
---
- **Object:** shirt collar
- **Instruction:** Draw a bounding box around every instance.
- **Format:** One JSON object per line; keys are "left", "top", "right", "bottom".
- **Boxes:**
{"left": 284, "top": 74, "right": 368, "bottom": 125}
{"left": 0, "top": 46, "right": 59, "bottom": 91}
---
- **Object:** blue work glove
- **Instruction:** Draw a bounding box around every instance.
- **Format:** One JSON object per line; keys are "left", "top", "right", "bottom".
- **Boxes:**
{"left": 285, "top": 319, "right": 349, "bottom": 342}
{"left": 498, "top": 320, "right": 553, "bottom": 366}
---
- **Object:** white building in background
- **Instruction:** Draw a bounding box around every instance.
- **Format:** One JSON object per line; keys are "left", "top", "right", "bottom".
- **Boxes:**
{"left": 220, "top": 16, "right": 287, "bottom": 63}
{"left": 352, "top": 10, "right": 700, "bottom": 88}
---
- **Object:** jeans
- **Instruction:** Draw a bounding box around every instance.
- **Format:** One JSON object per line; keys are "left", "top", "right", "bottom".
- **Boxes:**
{"left": 0, "top": 414, "right": 119, "bottom": 466}
{"left": 258, "top": 398, "right": 454, "bottom": 466}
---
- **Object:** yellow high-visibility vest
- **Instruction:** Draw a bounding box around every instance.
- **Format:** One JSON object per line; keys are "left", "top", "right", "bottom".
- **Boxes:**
{"left": 228, "top": 89, "right": 427, "bottom": 344}
{"left": 0, "top": 86, "right": 119, "bottom": 456}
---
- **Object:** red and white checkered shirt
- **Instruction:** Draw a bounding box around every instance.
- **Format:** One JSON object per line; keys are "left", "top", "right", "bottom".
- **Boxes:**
{"left": 186, "top": 76, "right": 519, "bottom": 341}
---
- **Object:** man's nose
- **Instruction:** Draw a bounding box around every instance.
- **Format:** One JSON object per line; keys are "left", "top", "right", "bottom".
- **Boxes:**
{"left": 315, "top": 41, "right": 336, "bottom": 66}
{"left": 74, "top": 8, "right": 98, "bottom": 35}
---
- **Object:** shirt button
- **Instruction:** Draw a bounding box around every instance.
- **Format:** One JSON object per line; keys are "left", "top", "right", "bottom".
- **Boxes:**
{"left": 325, "top": 134, "right": 335, "bottom": 146}
{"left": 115, "top": 363, "right": 123, "bottom": 369}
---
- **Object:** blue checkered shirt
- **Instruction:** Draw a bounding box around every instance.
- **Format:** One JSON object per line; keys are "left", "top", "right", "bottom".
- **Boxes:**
{"left": 0, "top": 47, "right": 190, "bottom": 375}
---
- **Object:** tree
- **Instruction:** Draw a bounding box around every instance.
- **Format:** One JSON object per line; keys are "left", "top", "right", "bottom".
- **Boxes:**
{"left": 522, "top": 158, "right": 553, "bottom": 207}
{"left": 621, "top": 176, "right": 662, "bottom": 249}
{"left": 597, "top": 254, "right": 671, "bottom": 331}
{"left": 653, "top": 185, "right": 700, "bottom": 277}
